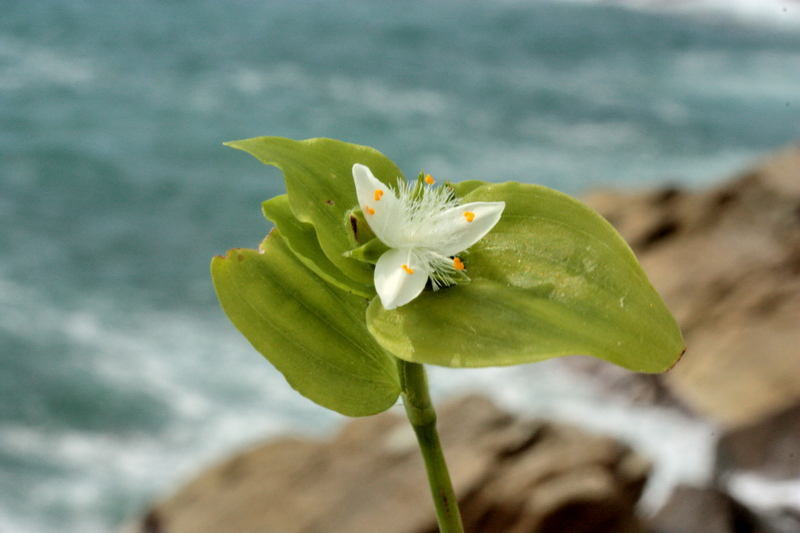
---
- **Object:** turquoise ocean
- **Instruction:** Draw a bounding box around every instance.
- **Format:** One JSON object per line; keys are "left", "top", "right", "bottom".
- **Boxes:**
{"left": 2, "top": 1, "right": 800, "bottom": 531}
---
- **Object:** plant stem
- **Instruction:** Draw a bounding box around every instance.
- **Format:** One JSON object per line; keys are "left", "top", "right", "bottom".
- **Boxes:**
{"left": 397, "top": 359, "right": 464, "bottom": 533}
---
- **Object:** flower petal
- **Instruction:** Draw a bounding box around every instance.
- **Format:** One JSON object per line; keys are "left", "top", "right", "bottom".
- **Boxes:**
{"left": 435, "top": 201, "right": 506, "bottom": 256}
{"left": 352, "top": 164, "right": 402, "bottom": 246}
{"left": 374, "top": 248, "right": 429, "bottom": 310}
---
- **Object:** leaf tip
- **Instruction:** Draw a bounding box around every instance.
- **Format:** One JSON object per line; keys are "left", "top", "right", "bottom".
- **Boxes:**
{"left": 664, "top": 345, "right": 687, "bottom": 373}
{"left": 223, "top": 139, "right": 249, "bottom": 151}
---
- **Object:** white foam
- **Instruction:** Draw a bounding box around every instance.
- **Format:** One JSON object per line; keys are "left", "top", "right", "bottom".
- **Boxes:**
{"left": 727, "top": 472, "right": 800, "bottom": 511}
{"left": 0, "top": 505, "right": 51, "bottom": 533}
{"left": 558, "top": 0, "right": 800, "bottom": 26}
{"left": 427, "top": 361, "right": 716, "bottom": 511}
{"left": 0, "top": 34, "right": 95, "bottom": 90}
{"left": 0, "top": 278, "right": 341, "bottom": 532}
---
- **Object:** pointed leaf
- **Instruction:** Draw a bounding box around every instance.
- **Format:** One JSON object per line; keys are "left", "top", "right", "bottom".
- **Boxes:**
{"left": 226, "top": 137, "right": 404, "bottom": 286}
{"left": 212, "top": 230, "right": 400, "bottom": 416}
{"left": 367, "top": 182, "right": 684, "bottom": 373}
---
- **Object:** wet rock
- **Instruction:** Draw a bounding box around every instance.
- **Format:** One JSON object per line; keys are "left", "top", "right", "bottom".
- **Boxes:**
{"left": 715, "top": 401, "right": 800, "bottom": 480}
{"left": 760, "top": 507, "right": 800, "bottom": 533}
{"left": 649, "top": 485, "right": 766, "bottom": 533}
{"left": 126, "top": 395, "right": 651, "bottom": 533}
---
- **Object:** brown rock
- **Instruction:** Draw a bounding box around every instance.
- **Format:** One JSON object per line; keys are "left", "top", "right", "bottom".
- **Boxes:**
{"left": 129, "top": 395, "right": 651, "bottom": 533}
{"left": 716, "top": 401, "right": 800, "bottom": 480}
{"left": 582, "top": 142, "right": 800, "bottom": 427}
{"left": 649, "top": 485, "right": 763, "bottom": 533}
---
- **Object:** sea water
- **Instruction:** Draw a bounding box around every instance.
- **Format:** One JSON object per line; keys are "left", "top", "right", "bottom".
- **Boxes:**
{"left": 1, "top": 1, "right": 799, "bottom": 531}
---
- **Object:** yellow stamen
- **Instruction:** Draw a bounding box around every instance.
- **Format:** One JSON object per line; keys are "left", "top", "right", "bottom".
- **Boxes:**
{"left": 453, "top": 257, "right": 465, "bottom": 271}
{"left": 464, "top": 211, "right": 475, "bottom": 222}
{"left": 402, "top": 264, "right": 414, "bottom": 275}
{"left": 374, "top": 189, "right": 384, "bottom": 201}
{"left": 365, "top": 205, "right": 375, "bottom": 215}
{"left": 425, "top": 174, "right": 434, "bottom": 185}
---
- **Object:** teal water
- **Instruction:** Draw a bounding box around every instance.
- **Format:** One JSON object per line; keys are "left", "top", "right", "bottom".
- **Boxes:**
{"left": 1, "top": 1, "right": 799, "bottom": 531}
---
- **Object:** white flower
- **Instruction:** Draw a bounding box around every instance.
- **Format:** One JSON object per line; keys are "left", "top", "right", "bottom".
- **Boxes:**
{"left": 353, "top": 163, "right": 505, "bottom": 310}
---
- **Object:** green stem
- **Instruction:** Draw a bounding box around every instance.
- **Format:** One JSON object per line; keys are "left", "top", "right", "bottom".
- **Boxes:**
{"left": 397, "top": 359, "right": 464, "bottom": 533}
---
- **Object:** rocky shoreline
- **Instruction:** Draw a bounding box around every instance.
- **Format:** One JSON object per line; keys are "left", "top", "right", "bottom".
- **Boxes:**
{"left": 124, "top": 143, "right": 800, "bottom": 532}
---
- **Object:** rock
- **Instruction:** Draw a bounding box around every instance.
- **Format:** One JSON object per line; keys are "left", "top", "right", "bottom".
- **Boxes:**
{"left": 648, "top": 485, "right": 765, "bottom": 533}
{"left": 128, "top": 395, "right": 651, "bottom": 533}
{"left": 715, "top": 401, "right": 800, "bottom": 480}
{"left": 582, "top": 142, "right": 800, "bottom": 427}
{"left": 760, "top": 507, "right": 800, "bottom": 533}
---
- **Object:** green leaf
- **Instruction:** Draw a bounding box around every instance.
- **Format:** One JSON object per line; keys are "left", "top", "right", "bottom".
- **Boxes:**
{"left": 225, "top": 137, "right": 404, "bottom": 286}
{"left": 366, "top": 182, "right": 684, "bottom": 373}
{"left": 449, "top": 180, "right": 485, "bottom": 198}
{"left": 211, "top": 230, "right": 400, "bottom": 417}
{"left": 262, "top": 195, "right": 373, "bottom": 298}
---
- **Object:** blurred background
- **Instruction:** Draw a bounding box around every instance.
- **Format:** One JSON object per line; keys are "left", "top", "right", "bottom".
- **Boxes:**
{"left": 1, "top": 0, "right": 799, "bottom": 531}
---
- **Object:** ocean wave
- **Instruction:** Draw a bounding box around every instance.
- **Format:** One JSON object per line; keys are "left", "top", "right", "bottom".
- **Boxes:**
{"left": 0, "top": 278, "right": 340, "bottom": 532}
